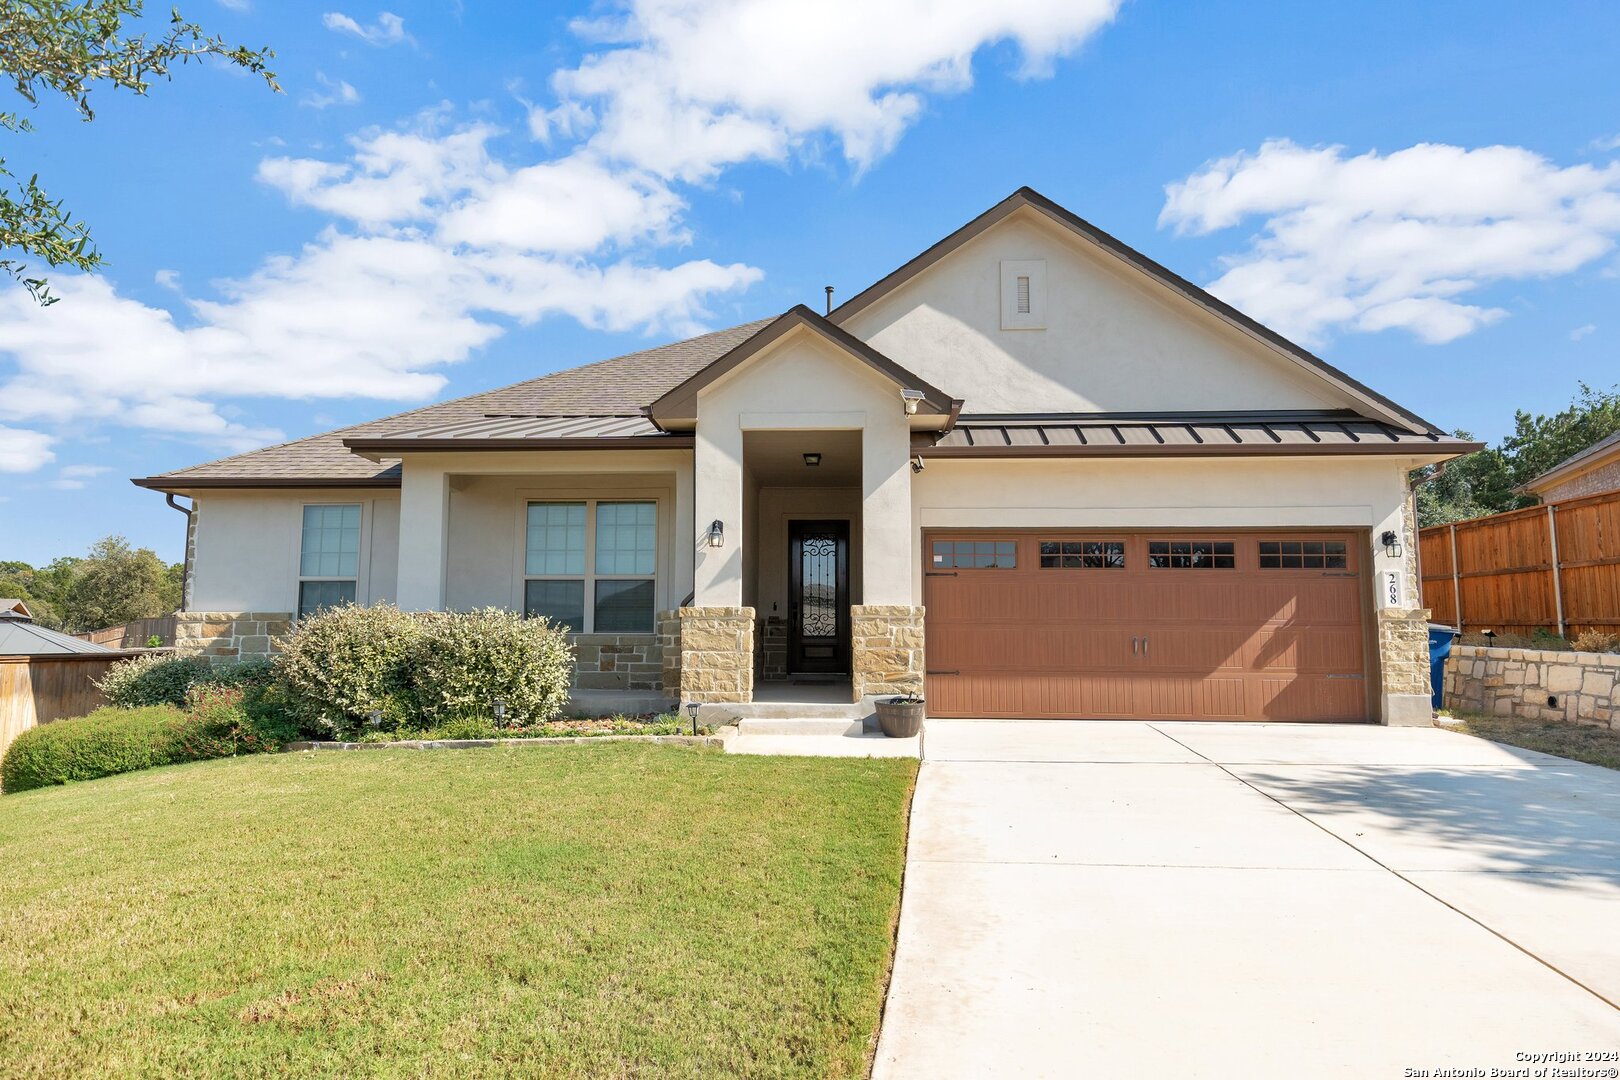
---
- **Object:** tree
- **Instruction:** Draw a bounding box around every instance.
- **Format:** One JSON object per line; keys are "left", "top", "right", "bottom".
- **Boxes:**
{"left": 1413, "top": 383, "right": 1620, "bottom": 527}
{"left": 1, "top": 1, "right": 278, "bottom": 303}
{"left": 54, "top": 535, "right": 179, "bottom": 632}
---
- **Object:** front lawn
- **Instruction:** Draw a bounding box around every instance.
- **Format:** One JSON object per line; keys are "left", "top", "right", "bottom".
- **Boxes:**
{"left": 1438, "top": 711, "right": 1620, "bottom": 771}
{"left": 0, "top": 744, "right": 917, "bottom": 1078}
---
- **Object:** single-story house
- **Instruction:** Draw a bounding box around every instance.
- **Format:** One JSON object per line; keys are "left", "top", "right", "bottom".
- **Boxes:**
{"left": 134, "top": 188, "right": 1479, "bottom": 724}
{"left": 1521, "top": 430, "right": 1620, "bottom": 504}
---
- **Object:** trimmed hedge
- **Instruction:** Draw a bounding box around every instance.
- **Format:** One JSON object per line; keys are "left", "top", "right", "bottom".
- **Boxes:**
{"left": 94, "top": 653, "right": 275, "bottom": 709}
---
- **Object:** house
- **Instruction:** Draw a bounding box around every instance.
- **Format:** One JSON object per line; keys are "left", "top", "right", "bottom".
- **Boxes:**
{"left": 1521, "top": 430, "right": 1620, "bottom": 504}
{"left": 133, "top": 188, "right": 1479, "bottom": 725}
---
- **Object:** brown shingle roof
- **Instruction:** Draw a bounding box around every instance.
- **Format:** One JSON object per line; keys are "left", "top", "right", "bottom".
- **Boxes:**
{"left": 133, "top": 318, "right": 774, "bottom": 490}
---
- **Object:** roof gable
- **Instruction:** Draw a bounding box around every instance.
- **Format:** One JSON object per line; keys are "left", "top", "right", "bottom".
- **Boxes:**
{"left": 830, "top": 187, "right": 1440, "bottom": 434}
{"left": 647, "top": 305, "right": 959, "bottom": 426}
{"left": 1523, "top": 430, "right": 1620, "bottom": 494}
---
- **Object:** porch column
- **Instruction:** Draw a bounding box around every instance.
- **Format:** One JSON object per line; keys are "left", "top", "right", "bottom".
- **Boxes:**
{"left": 852, "top": 412, "right": 925, "bottom": 700}
{"left": 396, "top": 463, "right": 450, "bottom": 611}
{"left": 692, "top": 420, "right": 743, "bottom": 606}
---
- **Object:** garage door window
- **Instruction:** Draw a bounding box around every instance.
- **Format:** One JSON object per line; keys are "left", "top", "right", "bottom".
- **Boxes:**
{"left": 933, "top": 540, "right": 1017, "bottom": 569}
{"left": 1039, "top": 541, "right": 1125, "bottom": 568}
{"left": 1259, "top": 539, "right": 1347, "bottom": 569}
{"left": 1147, "top": 540, "right": 1234, "bottom": 569}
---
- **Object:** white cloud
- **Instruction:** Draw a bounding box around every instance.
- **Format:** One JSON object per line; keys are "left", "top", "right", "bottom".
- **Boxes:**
{"left": 1571, "top": 323, "right": 1597, "bottom": 341}
{"left": 1160, "top": 139, "right": 1620, "bottom": 345}
{"left": 552, "top": 0, "right": 1122, "bottom": 180}
{"left": 216, "top": 0, "right": 251, "bottom": 10}
{"left": 1590, "top": 133, "right": 1620, "bottom": 153}
{"left": 322, "top": 11, "right": 412, "bottom": 47}
{"left": 0, "top": 426, "right": 54, "bottom": 473}
{"left": 153, "top": 269, "right": 182, "bottom": 291}
{"left": 301, "top": 73, "right": 362, "bottom": 110}
{"left": 50, "top": 464, "right": 111, "bottom": 491}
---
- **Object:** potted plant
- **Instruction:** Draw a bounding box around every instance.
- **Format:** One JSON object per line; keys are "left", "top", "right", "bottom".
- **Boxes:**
{"left": 874, "top": 695, "right": 926, "bottom": 738}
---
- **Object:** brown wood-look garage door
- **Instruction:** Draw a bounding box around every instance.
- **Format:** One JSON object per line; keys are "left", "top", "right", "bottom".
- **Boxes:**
{"left": 924, "top": 531, "right": 1369, "bottom": 722}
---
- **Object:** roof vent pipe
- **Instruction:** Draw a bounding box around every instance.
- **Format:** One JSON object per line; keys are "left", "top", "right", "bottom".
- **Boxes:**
{"left": 824, "top": 285, "right": 834, "bottom": 315}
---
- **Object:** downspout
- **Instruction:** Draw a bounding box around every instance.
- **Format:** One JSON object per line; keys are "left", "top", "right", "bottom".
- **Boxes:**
{"left": 1407, "top": 460, "right": 1448, "bottom": 619}
{"left": 165, "top": 493, "right": 195, "bottom": 613}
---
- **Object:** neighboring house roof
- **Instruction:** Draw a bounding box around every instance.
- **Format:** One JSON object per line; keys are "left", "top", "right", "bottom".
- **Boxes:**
{"left": 0, "top": 613, "right": 115, "bottom": 656}
{"left": 647, "top": 305, "right": 961, "bottom": 427}
{"left": 829, "top": 187, "right": 1443, "bottom": 436}
{"left": 1521, "top": 430, "right": 1620, "bottom": 496}
{"left": 133, "top": 319, "right": 774, "bottom": 491}
{"left": 1, "top": 599, "right": 31, "bottom": 619}
{"left": 919, "top": 412, "right": 1483, "bottom": 459}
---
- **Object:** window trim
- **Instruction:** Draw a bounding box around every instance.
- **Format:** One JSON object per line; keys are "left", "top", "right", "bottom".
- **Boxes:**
{"left": 294, "top": 500, "right": 370, "bottom": 620}
{"left": 516, "top": 492, "right": 666, "bottom": 634}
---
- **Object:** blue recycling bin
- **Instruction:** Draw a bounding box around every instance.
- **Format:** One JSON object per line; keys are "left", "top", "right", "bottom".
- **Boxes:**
{"left": 1427, "top": 624, "right": 1459, "bottom": 710}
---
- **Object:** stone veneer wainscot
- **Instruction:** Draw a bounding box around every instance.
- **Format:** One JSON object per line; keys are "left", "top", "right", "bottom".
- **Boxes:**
{"left": 174, "top": 611, "right": 291, "bottom": 665}
{"left": 851, "top": 604, "right": 925, "bottom": 700}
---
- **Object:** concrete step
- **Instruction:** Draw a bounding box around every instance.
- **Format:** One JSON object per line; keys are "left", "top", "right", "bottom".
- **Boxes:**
{"left": 736, "top": 717, "right": 867, "bottom": 737}
{"left": 697, "top": 698, "right": 876, "bottom": 724}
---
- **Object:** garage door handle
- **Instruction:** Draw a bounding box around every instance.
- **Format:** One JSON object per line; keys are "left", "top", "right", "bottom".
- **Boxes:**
{"left": 1131, "top": 636, "right": 1140, "bottom": 655}
{"left": 1142, "top": 636, "right": 1149, "bottom": 656}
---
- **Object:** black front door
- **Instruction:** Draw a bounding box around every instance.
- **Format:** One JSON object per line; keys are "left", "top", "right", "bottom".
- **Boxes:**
{"left": 788, "top": 520, "right": 850, "bottom": 675}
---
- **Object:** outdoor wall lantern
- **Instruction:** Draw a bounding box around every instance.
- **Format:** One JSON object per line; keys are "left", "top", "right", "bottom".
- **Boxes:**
{"left": 802, "top": 452, "right": 822, "bottom": 467}
{"left": 707, "top": 519, "right": 725, "bottom": 547}
{"left": 493, "top": 699, "right": 506, "bottom": 723}
{"left": 1380, "top": 529, "right": 1403, "bottom": 558}
{"left": 685, "top": 701, "right": 701, "bottom": 736}
{"left": 900, "top": 388, "right": 926, "bottom": 415}
{"left": 368, "top": 709, "right": 383, "bottom": 729}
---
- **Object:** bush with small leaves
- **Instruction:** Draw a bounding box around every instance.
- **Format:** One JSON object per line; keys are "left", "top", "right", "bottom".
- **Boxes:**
{"left": 94, "top": 652, "right": 212, "bottom": 708}
{"left": 409, "top": 608, "right": 573, "bottom": 728}
{"left": 1571, "top": 630, "right": 1620, "bottom": 655}
{"left": 272, "top": 603, "right": 425, "bottom": 739}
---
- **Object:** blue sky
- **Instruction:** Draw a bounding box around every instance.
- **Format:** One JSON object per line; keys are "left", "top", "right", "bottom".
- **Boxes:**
{"left": 2, "top": 0, "right": 1618, "bottom": 565}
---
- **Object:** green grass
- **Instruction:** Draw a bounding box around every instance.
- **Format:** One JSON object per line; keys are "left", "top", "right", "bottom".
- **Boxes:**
{"left": 1439, "top": 711, "right": 1620, "bottom": 770}
{"left": 0, "top": 745, "right": 918, "bottom": 1078}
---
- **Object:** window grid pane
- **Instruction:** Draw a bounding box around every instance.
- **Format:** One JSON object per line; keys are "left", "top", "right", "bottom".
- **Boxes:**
{"left": 298, "top": 579, "right": 355, "bottom": 618}
{"left": 524, "top": 579, "right": 585, "bottom": 633}
{"left": 931, "top": 540, "right": 1017, "bottom": 569}
{"left": 525, "top": 502, "right": 586, "bottom": 576}
{"left": 595, "top": 501, "right": 657, "bottom": 576}
{"left": 1039, "top": 540, "right": 1125, "bottom": 569}
{"left": 594, "top": 578, "right": 655, "bottom": 633}
{"left": 1147, "top": 540, "right": 1235, "bottom": 569}
{"left": 300, "top": 504, "right": 361, "bottom": 578}
{"left": 1259, "top": 539, "right": 1347, "bottom": 570}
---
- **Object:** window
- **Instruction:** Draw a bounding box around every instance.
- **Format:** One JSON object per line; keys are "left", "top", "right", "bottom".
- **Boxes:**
{"left": 932, "top": 540, "right": 1017, "bottom": 569}
{"left": 524, "top": 500, "right": 657, "bottom": 632}
{"left": 999, "top": 259, "right": 1046, "bottom": 329}
{"left": 298, "top": 504, "right": 360, "bottom": 617}
{"left": 1259, "top": 539, "right": 1347, "bottom": 569}
{"left": 1040, "top": 541, "right": 1125, "bottom": 569}
{"left": 1148, "top": 540, "right": 1235, "bottom": 569}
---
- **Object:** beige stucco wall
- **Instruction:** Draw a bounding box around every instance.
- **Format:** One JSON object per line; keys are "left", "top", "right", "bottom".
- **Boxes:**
{"left": 693, "top": 325, "right": 912, "bottom": 608}
{"left": 841, "top": 207, "right": 1353, "bottom": 416}
{"left": 189, "top": 488, "right": 400, "bottom": 612}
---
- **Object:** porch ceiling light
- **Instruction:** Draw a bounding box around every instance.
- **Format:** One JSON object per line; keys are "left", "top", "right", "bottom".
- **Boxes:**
{"left": 707, "top": 519, "right": 725, "bottom": 547}
{"left": 901, "top": 388, "right": 927, "bottom": 415}
{"left": 803, "top": 452, "right": 822, "bottom": 467}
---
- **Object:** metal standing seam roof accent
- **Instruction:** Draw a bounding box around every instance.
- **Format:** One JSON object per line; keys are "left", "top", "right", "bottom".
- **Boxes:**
{"left": 0, "top": 618, "right": 116, "bottom": 656}
{"left": 343, "top": 414, "right": 685, "bottom": 455}
{"left": 918, "top": 414, "right": 1484, "bottom": 457}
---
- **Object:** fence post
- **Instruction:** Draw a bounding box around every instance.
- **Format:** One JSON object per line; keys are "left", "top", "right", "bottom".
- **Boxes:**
{"left": 1448, "top": 523, "right": 1463, "bottom": 632}
{"left": 1546, "top": 503, "right": 1566, "bottom": 638}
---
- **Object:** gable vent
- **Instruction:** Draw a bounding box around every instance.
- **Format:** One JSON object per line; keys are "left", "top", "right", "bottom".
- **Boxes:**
{"left": 1000, "top": 259, "right": 1046, "bottom": 330}
{"left": 1016, "top": 275, "right": 1031, "bottom": 314}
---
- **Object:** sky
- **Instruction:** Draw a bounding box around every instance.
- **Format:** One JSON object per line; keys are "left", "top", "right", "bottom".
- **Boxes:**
{"left": 2, "top": 0, "right": 1617, "bottom": 566}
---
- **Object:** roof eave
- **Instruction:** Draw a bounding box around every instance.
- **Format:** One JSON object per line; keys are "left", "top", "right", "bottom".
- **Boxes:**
{"left": 131, "top": 475, "right": 403, "bottom": 493}
{"left": 914, "top": 441, "right": 1485, "bottom": 461}
{"left": 339, "top": 435, "right": 695, "bottom": 455}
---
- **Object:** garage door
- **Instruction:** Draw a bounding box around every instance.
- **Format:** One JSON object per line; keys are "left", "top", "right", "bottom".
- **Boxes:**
{"left": 924, "top": 531, "right": 1369, "bottom": 722}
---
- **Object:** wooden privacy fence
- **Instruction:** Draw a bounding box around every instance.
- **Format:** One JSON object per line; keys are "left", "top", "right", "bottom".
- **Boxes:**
{"left": 1419, "top": 489, "right": 1620, "bottom": 637}
{"left": 0, "top": 651, "right": 150, "bottom": 762}
{"left": 74, "top": 616, "right": 178, "bottom": 649}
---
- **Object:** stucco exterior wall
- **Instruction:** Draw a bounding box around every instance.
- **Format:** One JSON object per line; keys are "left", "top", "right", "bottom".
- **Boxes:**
{"left": 693, "top": 326, "right": 912, "bottom": 608}
{"left": 841, "top": 207, "right": 1351, "bottom": 416}
{"left": 189, "top": 489, "right": 400, "bottom": 613}
{"left": 1532, "top": 458, "right": 1620, "bottom": 503}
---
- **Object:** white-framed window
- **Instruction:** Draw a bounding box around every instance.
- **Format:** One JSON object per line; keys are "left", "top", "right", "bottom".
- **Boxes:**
{"left": 524, "top": 500, "right": 657, "bottom": 633}
{"left": 298, "top": 503, "right": 361, "bottom": 617}
{"left": 1000, "top": 259, "right": 1047, "bottom": 330}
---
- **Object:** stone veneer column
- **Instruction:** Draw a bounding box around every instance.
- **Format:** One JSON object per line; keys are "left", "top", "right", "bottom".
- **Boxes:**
{"left": 851, "top": 605, "right": 925, "bottom": 701}
{"left": 674, "top": 606, "right": 754, "bottom": 704}
{"left": 1377, "top": 606, "right": 1432, "bottom": 726}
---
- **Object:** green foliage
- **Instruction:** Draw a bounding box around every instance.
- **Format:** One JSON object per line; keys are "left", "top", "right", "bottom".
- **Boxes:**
{"left": 0, "top": 535, "right": 181, "bottom": 633}
{"left": 94, "top": 651, "right": 209, "bottom": 707}
{"left": 273, "top": 603, "right": 426, "bottom": 739}
{"left": 1414, "top": 383, "right": 1620, "bottom": 527}
{"left": 1, "top": 705, "right": 186, "bottom": 792}
{"left": 0, "top": 0, "right": 278, "bottom": 302}
{"left": 410, "top": 608, "right": 573, "bottom": 729}
{"left": 145, "top": 634, "right": 162, "bottom": 648}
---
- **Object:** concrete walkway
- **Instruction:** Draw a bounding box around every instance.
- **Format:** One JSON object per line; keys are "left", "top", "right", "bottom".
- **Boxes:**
{"left": 873, "top": 721, "right": 1620, "bottom": 1079}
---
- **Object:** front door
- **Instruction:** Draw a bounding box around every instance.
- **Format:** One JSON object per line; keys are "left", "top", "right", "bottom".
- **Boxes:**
{"left": 788, "top": 520, "right": 850, "bottom": 675}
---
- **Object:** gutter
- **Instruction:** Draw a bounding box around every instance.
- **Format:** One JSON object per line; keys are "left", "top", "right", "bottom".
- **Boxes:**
{"left": 165, "top": 493, "right": 194, "bottom": 613}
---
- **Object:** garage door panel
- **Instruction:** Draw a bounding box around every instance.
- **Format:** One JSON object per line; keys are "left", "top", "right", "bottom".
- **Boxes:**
{"left": 924, "top": 530, "right": 1369, "bottom": 722}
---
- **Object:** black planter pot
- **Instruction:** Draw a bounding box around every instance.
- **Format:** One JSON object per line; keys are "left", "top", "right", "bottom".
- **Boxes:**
{"left": 875, "top": 697, "right": 926, "bottom": 738}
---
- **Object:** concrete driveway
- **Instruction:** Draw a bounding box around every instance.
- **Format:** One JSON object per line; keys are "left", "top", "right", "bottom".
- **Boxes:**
{"left": 873, "top": 721, "right": 1620, "bottom": 1079}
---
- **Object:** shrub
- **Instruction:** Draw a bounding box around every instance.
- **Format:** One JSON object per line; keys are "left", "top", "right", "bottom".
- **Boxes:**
{"left": 409, "top": 608, "right": 573, "bottom": 728}
{"left": 273, "top": 603, "right": 426, "bottom": 739}
{"left": 3, "top": 706, "right": 191, "bottom": 793}
{"left": 1572, "top": 630, "right": 1620, "bottom": 654}
{"left": 95, "top": 652, "right": 212, "bottom": 708}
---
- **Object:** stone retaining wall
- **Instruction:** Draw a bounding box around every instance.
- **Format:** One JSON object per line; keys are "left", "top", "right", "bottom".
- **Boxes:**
{"left": 569, "top": 633, "right": 663, "bottom": 692}
{"left": 851, "top": 604, "right": 925, "bottom": 700}
{"left": 1444, "top": 644, "right": 1618, "bottom": 729}
{"left": 174, "top": 611, "right": 291, "bottom": 664}
{"left": 672, "top": 606, "right": 754, "bottom": 704}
